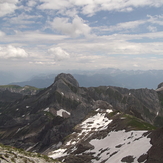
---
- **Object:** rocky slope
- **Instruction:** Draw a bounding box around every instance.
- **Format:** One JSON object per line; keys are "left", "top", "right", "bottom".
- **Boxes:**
{"left": 0, "top": 85, "right": 41, "bottom": 115}
{"left": 0, "top": 85, "right": 40, "bottom": 95}
{"left": 0, "top": 73, "right": 163, "bottom": 162}
{"left": 48, "top": 108, "right": 155, "bottom": 163}
{"left": 0, "top": 73, "right": 94, "bottom": 153}
{"left": 0, "top": 143, "right": 60, "bottom": 163}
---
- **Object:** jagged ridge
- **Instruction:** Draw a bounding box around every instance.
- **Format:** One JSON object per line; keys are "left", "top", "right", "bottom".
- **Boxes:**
{"left": 0, "top": 73, "right": 163, "bottom": 163}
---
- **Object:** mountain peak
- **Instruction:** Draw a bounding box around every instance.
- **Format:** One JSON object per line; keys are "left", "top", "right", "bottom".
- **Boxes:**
{"left": 156, "top": 82, "right": 163, "bottom": 92}
{"left": 54, "top": 73, "right": 79, "bottom": 88}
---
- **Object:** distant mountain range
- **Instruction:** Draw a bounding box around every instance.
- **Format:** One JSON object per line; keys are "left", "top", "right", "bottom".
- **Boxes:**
{"left": 10, "top": 68, "right": 163, "bottom": 89}
{"left": 0, "top": 71, "right": 16, "bottom": 85}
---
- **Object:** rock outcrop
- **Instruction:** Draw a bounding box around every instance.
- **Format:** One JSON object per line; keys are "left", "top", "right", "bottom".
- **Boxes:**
{"left": 0, "top": 143, "right": 58, "bottom": 163}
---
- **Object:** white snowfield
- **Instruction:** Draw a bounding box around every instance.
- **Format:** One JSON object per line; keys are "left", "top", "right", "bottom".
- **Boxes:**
{"left": 89, "top": 130, "right": 151, "bottom": 163}
{"left": 49, "top": 109, "right": 152, "bottom": 163}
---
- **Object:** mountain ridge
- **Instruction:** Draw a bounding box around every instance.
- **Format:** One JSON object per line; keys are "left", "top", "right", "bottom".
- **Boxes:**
{"left": 1, "top": 73, "right": 163, "bottom": 162}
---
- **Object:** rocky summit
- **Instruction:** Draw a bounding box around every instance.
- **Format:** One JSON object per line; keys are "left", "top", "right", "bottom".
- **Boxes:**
{"left": 1, "top": 73, "right": 163, "bottom": 162}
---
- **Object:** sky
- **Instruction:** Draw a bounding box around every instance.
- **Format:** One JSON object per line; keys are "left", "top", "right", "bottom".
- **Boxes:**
{"left": 1, "top": 0, "right": 163, "bottom": 79}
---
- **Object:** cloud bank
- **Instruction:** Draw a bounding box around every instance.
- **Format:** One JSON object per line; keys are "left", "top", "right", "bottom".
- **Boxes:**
{"left": 1, "top": 0, "right": 163, "bottom": 76}
{"left": 0, "top": 45, "right": 28, "bottom": 59}
{"left": 0, "top": 0, "right": 19, "bottom": 17}
{"left": 37, "top": 0, "right": 163, "bottom": 15}
{"left": 48, "top": 47, "right": 70, "bottom": 61}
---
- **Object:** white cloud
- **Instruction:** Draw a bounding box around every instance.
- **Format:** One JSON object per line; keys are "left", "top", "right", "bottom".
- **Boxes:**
{"left": 58, "top": 8, "right": 78, "bottom": 17}
{"left": 0, "top": 45, "right": 28, "bottom": 59}
{"left": 80, "top": 2, "right": 98, "bottom": 16}
{"left": 54, "top": 32, "right": 163, "bottom": 57}
{"left": 0, "top": 31, "right": 5, "bottom": 37}
{"left": 147, "top": 14, "right": 163, "bottom": 26}
{"left": 2, "top": 31, "right": 68, "bottom": 43}
{"left": 38, "top": 0, "right": 71, "bottom": 10}
{"left": 27, "top": 0, "right": 37, "bottom": 7}
{"left": 98, "top": 0, "right": 163, "bottom": 13}
{"left": 5, "top": 13, "right": 39, "bottom": 25}
{"left": 0, "top": 0, "right": 19, "bottom": 17}
{"left": 95, "top": 14, "right": 163, "bottom": 34}
{"left": 48, "top": 47, "right": 70, "bottom": 61}
{"left": 37, "top": 0, "right": 163, "bottom": 16}
{"left": 1, "top": 0, "right": 163, "bottom": 72}
{"left": 50, "top": 15, "right": 91, "bottom": 37}
{"left": 104, "top": 20, "right": 146, "bottom": 32}
{"left": 147, "top": 26, "right": 157, "bottom": 32}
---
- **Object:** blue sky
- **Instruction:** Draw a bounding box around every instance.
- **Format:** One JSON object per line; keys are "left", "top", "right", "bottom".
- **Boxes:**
{"left": 1, "top": 0, "right": 163, "bottom": 77}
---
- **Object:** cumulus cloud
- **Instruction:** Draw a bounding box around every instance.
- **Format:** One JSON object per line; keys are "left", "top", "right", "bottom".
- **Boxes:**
{"left": 50, "top": 15, "right": 91, "bottom": 37}
{"left": 0, "top": 0, "right": 19, "bottom": 17}
{"left": 48, "top": 47, "right": 70, "bottom": 61}
{"left": 0, "top": 45, "right": 28, "bottom": 59}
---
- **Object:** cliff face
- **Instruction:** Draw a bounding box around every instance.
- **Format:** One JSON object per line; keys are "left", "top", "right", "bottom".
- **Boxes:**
{"left": 0, "top": 73, "right": 162, "bottom": 156}
{"left": 87, "top": 86, "right": 161, "bottom": 126}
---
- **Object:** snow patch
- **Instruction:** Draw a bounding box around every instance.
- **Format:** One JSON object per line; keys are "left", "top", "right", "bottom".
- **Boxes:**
{"left": 49, "top": 108, "right": 151, "bottom": 163}
{"left": 81, "top": 113, "right": 112, "bottom": 132}
{"left": 157, "top": 111, "right": 159, "bottom": 116}
{"left": 106, "top": 109, "right": 113, "bottom": 113}
{"left": 88, "top": 130, "right": 151, "bottom": 163}
{"left": 96, "top": 108, "right": 100, "bottom": 112}
{"left": 44, "top": 107, "right": 50, "bottom": 112}
{"left": 57, "top": 109, "right": 71, "bottom": 117}
{"left": 49, "top": 148, "right": 67, "bottom": 159}
{"left": 49, "top": 110, "right": 112, "bottom": 159}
